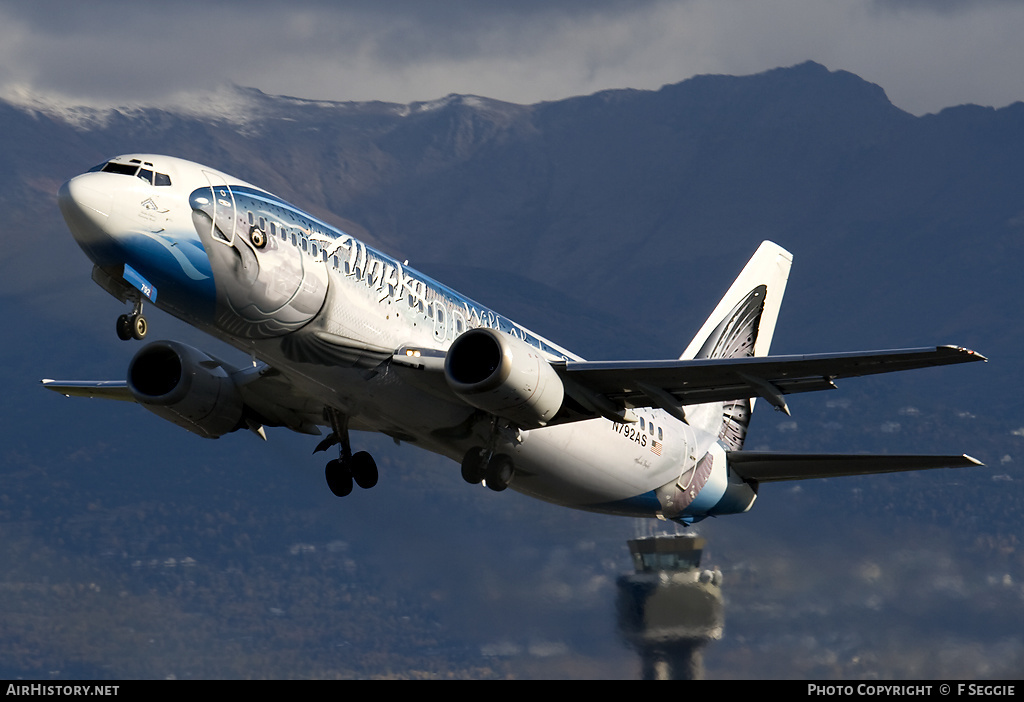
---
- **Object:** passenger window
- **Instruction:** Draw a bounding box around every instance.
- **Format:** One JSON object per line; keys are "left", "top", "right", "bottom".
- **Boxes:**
{"left": 640, "top": 417, "right": 645, "bottom": 431}
{"left": 658, "top": 427, "right": 663, "bottom": 440}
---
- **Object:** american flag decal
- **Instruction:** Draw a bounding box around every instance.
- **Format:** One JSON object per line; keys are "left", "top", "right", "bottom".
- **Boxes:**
{"left": 650, "top": 440, "right": 663, "bottom": 456}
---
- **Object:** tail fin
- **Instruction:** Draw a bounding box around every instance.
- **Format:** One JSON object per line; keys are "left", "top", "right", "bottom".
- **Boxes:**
{"left": 681, "top": 241, "right": 792, "bottom": 449}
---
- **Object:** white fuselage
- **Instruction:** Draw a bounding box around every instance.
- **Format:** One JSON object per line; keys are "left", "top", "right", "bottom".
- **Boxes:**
{"left": 58, "top": 154, "right": 737, "bottom": 523}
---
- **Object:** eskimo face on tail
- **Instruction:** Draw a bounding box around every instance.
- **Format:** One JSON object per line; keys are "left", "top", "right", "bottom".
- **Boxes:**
{"left": 189, "top": 185, "right": 328, "bottom": 338}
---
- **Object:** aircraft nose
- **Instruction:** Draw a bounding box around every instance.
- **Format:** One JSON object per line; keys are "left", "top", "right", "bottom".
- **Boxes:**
{"left": 57, "top": 172, "right": 119, "bottom": 260}
{"left": 58, "top": 174, "right": 117, "bottom": 251}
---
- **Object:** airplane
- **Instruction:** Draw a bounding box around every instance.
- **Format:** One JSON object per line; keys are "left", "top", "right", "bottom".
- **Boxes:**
{"left": 44, "top": 153, "right": 986, "bottom": 525}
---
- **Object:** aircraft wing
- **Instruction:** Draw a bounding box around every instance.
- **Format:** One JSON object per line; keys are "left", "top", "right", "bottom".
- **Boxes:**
{"left": 728, "top": 451, "right": 983, "bottom": 482}
{"left": 41, "top": 379, "right": 134, "bottom": 401}
{"left": 42, "top": 364, "right": 326, "bottom": 437}
{"left": 556, "top": 345, "right": 985, "bottom": 420}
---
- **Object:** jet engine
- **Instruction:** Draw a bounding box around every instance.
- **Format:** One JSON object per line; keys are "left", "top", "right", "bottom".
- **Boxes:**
{"left": 127, "top": 340, "right": 245, "bottom": 439}
{"left": 444, "top": 328, "right": 564, "bottom": 428}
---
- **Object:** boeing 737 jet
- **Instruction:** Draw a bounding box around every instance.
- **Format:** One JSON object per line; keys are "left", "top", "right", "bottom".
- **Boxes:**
{"left": 45, "top": 154, "right": 985, "bottom": 524}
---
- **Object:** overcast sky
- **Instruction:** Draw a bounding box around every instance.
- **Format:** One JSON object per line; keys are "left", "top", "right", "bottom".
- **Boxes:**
{"left": 1, "top": 0, "right": 1022, "bottom": 116}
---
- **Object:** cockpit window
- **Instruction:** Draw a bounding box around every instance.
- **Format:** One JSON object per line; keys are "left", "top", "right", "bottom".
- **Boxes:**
{"left": 101, "top": 162, "right": 139, "bottom": 176}
{"left": 96, "top": 161, "right": 172, "bottom": 186}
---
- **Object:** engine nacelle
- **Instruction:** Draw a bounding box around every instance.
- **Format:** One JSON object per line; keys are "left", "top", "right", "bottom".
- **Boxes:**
{"left": 127, "top": 340, "right": 245, "bottom": 439}
{"left": 444, "top": 328, "right": 564, "bottom": 428}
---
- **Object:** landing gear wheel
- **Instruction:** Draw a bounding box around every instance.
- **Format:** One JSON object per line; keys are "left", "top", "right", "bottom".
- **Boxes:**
{"left": 131, "top": 314, "right": 148, "bottom": 340}
{"left": 461, "top": 447, "right": 489, "bottom": 484}
{"left": 116, "top": 311, "right": 147, "bottom": 341}
{"left": 484, "top": 454, "right": 514, "bottom": 492}
{"left": 351, "top": 451, "right": 379, "bottom": 489}
{"left": 325, "top": 459, "right": 354, "bottom": 497}
{"left": 116, "top": 314, "right": 133, "bottom": 341}
{"left": 320, "top": 410, "right": 379, "bottom": 497}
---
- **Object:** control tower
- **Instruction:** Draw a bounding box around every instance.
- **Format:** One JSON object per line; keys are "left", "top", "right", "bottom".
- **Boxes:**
{"left": 616, "top": 533, "right": 724, "bottom": 680}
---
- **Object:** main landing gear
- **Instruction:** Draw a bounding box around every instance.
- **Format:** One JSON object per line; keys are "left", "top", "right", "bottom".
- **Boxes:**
{"left": 316, "top": 410, "right": 378, "bottom": 497}
{"left": 460, "top": 447, "right": 515, "bottom": 492}
{"left": 116, "top": 299, "right": 148, "bottom": 341}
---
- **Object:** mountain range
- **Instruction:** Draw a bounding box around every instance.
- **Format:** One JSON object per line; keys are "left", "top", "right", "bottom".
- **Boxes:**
{"left": 0, "top": 61, "right": 1021, "bottom": 679}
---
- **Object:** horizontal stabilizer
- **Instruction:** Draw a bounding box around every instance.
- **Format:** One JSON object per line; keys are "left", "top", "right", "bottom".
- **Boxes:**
{"left": 728, "top": 451, "right": 983, "bottom": 483}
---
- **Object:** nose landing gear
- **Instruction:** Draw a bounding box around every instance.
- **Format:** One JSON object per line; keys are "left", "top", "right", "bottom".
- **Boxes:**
{"left": 116, "top": 300, "right": 148, "bottom": 341}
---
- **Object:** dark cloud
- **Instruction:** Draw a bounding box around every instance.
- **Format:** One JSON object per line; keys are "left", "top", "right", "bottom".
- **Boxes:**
{"left": 1, "top": 1, "right": 1022, "bottom": 115}
{"left": 0, "top": 0, "right": 677, "bottom": 105}
{"left": 872, "top": 0, "right": 1018, "bottom": 13}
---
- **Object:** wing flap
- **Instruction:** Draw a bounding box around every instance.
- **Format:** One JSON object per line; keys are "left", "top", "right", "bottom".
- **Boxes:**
{"left": 728, "top": 451, "right": 983, "bottom": 483}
